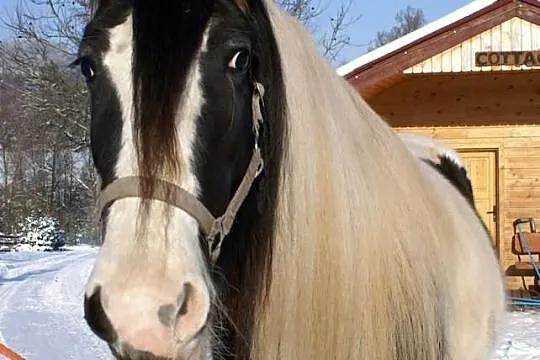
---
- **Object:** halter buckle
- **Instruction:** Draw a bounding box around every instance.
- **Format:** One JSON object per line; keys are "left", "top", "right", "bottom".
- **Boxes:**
{"left": 208, "top": 218, "right": 225, "bottom": 262}
{"left": 252, "top": 82, "right": 265, "bottom": 149}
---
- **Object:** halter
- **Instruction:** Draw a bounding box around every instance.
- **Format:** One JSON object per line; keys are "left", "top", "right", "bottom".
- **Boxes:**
{"left": 95, "top": 82, "right": 266, "bottom": 263}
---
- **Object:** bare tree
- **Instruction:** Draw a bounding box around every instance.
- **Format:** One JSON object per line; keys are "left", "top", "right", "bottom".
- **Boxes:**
{"left": 2, "top": 0, "right": 91, "bottom": 55}
{"left": 369, "top": 5, "right": 427, "bottom": 50}
{"left": 277, "top": 0, "right": 362, "bottom": 63}
{"left": 0, "top": 0, "right": 361, "bottom": 242}
{"left": 0, "top": 0, "right": 95, "bottom": 242}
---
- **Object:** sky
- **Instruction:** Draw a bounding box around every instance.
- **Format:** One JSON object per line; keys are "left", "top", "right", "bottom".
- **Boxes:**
{"left": 333, "top": 0, "right": 473, "bottom": 65}
{"left": 0, "top": 0, "right": 475, "bottom": 66}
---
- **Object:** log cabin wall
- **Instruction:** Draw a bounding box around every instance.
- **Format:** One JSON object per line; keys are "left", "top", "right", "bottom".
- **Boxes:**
{"left": 340, "top": 1, "right": 540, "bottom": 296}
{"left": 366, "top": 71, "right": 540, "bottom": 294}
{"left": 367, "top": 71, "right": 540, "bottom": 127}
{"left": 392, "top": 125, "right": 540, "bottom": 295}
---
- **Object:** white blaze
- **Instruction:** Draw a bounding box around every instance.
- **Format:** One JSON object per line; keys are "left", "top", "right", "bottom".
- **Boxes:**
{"left": 84, "top": 15, "right": 214, "bottom": 357}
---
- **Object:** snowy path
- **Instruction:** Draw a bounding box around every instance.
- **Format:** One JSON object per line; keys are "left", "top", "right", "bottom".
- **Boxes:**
{"left": 0, "top": 247, "right": 539, "bottom": 360}
{"left": 494, "top": 310, "right": 540, "bottom": 360}
{"left": 0, "top": 247, "right": 112, "bottom": 359}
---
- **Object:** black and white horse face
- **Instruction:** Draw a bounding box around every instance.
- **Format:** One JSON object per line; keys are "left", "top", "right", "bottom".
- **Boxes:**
{"left": 77, "top": 0, "right": 258, "bottom": 358}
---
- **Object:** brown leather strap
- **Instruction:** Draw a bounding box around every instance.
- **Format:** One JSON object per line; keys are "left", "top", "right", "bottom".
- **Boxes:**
{"left": 205, "top": 82, "right": 264, "bottom": 261}
{"left": 95, "top": 82, "right": 266, "bottom": 263}
{"left": 95, "top": 176, "right": 216, "bottom": 235}
{"left": 207, "top": 147, "right": 263, "bottom": 261}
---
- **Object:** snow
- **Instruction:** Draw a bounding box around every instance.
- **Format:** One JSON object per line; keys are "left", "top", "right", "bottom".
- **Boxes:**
{"left": 0, "top": 264, "right": 7, "bottom": 280}
{"left": 494, "top": 310, "right": 540, "bottom": 360}
{"left": 0, "top": 246, "right": 112, "bottom": 359}
{"left": 0, "top": 247, "right": 539, "bottom": 360}
{"left": 15, "top": 216, "right": 66, "bottom": 252}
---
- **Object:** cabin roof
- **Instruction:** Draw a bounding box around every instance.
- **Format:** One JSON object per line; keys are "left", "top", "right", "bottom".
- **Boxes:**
{"left": 337, "top": 0, "right": 540, "bottom": 97}
{"left": 337, "top": 0, "right": 498, "bottom": 77}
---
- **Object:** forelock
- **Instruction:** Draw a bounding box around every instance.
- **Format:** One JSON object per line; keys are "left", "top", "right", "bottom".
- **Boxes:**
{"left": 131, "top": 0, "right": 214, "bottom": 204}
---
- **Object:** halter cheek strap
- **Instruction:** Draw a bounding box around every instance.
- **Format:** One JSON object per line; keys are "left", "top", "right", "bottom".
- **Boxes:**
{"left": 95, "top": 82, "right": 266, "bottom": 263}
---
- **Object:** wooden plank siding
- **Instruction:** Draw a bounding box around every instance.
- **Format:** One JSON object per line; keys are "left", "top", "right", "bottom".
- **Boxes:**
{"left": 364, "top": 69, "right": 540, "bottom": 294}
{"left": 368, "top": 71, "right": 540, "bottom": 127}
{"left": 404, "top": 17, "right": 540, "bottom": 74}
{"left": 393, "top": 125, "right": 540, "bottom": 293}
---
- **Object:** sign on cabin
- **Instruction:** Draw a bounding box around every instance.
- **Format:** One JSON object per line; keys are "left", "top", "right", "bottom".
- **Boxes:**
{"left": 475, "top": 51, "right": 540, "bottom": 67}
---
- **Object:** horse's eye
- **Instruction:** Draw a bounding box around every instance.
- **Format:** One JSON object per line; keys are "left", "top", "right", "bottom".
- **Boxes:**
{"left": 228, "top": 50, "right": 250, "bottom": 71}
{"left": 79, "top": 57, "right": 95, "bottom": 82}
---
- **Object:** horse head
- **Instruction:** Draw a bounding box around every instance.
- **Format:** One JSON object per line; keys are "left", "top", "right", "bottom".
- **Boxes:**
{"left": 76, "top": 0, "right": 283, "bottom": 358}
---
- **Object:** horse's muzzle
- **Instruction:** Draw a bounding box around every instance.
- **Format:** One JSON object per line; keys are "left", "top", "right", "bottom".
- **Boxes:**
{"left": 84, "top": 280, "right": 211, "bottom": 359}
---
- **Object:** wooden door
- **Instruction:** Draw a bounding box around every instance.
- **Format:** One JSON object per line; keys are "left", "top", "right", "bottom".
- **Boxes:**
{"left": 458, "top": 150, "right": 498, "bottom": 246}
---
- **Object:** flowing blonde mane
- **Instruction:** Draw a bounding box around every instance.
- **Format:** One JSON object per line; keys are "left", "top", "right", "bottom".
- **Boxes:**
{"left": 250, "top": 2, "right": 506, "bottom": 359}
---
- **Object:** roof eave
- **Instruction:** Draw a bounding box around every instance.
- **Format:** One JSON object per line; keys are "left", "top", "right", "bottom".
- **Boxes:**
{"left": 336, "top": 0, "right": 502, "bottom": 78}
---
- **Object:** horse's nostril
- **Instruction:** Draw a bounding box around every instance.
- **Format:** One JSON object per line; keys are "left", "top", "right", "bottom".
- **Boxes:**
{"left": 172, "top": 281, "right": 210, "bottom": 343}
{"left": 157, "top": 303, "right": 176, "bottom": 327}
{"left": 177, "top": 282, "right": 193, "bottom": 316}
{"left": 84, "top": 286, "right": 117, "bottom": 344}
{"left": 157, "top": 282, "right": 194, "bottom": 328}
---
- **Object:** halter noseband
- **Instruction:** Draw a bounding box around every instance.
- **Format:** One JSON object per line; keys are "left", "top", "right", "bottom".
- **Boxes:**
{"left": 95, "top": 82, "right": 266, "bottom": 263}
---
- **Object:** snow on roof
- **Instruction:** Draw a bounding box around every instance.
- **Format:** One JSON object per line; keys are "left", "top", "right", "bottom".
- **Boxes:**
{"left": 336, "top": 0, "right": 497, "bottom": 77}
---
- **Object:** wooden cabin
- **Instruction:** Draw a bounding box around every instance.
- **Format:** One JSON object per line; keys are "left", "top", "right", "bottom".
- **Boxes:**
{"left": 339, "top": 0, "right": 540, "bottom": 296}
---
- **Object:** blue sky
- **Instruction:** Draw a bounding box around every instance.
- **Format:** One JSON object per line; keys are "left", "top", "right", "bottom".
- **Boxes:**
{"left": 332, "top": 0, "right": 472, "bottom": 64}
{"left": 0, "top": 0, "right": 18, "bottom": 32}
{"left": 0, "top": 0, "right": 473, "bottom": 65}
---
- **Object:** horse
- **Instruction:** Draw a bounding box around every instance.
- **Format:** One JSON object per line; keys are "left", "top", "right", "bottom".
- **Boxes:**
{"left": 397, "top": 131, "right": 497, "bottom": 239}
{"left": 76, "top": 1, "right": 507, "bottom": 359}
{"left": 398, "top": 132, "right": 475, "bottom": 207}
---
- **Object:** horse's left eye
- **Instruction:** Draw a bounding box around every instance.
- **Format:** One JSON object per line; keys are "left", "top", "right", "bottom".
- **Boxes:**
{"left": 79, "top": 57, "right": 95, "bottom": 82}
{"left": 228, "top": 50, "right": 250, "bottom": 71}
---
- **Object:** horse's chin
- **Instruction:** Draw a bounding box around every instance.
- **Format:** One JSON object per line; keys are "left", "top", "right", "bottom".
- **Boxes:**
{"left": 110, "top": 329, "right": 211, "bottom": 360}
{"left": 174, "top": 332, "right": 212, "bottom": 360}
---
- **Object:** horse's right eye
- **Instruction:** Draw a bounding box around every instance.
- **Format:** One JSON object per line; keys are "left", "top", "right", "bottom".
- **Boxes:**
{"left": 228, "top": 50, "right": 250, "bottom": 72}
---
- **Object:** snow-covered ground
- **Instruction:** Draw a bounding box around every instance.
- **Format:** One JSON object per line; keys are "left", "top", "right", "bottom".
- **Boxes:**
{"left": 0, "top": 246, "right": 112, "bottom": 359}
{"left": 0, "top": 247, "right": 539, "bottom": 360}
